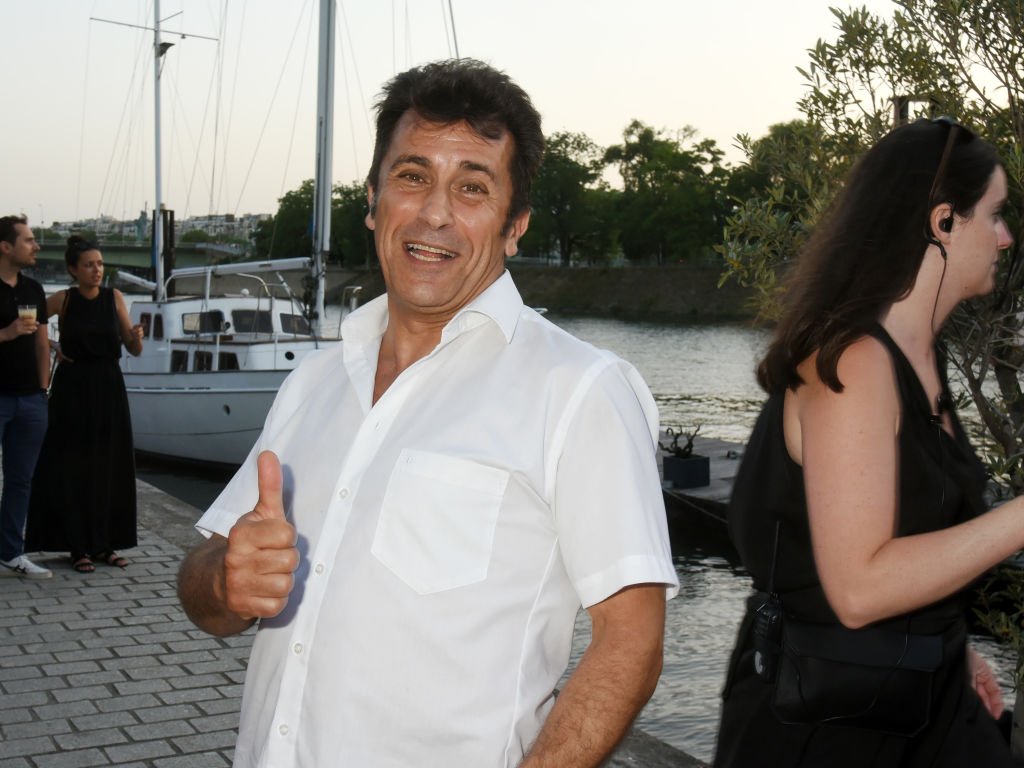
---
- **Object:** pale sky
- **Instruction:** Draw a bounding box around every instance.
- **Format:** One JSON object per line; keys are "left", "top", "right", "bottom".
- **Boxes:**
{"left": 3, "top": 0, "right": 898, "bottom": 227}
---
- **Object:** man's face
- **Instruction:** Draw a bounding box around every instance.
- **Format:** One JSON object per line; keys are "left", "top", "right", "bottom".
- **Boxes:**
{"left": 366, "top": 112, "right": 529, "bottom": 326}
{"left": 0, "top": 224, "right": 40, "bottom": 269}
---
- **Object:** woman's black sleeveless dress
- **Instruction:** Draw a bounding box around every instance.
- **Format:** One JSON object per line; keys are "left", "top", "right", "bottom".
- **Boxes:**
{"left": 26, "top": 288, "right": 137, "bottom": 556}
{"left": 714, "top": 326, "right": 1013, "bottom": 767}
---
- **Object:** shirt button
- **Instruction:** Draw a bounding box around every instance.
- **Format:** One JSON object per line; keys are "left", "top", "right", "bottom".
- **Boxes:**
{"left": 279, "top": 724, "right": 289, "bottom": 736}
{"left": 338, "top": 487, "right": 349, "bottom": 499}
{"left": 293, "top": 642, "right": 303, "bottom": 655}
{"left": 315, "top": 563, "right": 325, "bottom": 575}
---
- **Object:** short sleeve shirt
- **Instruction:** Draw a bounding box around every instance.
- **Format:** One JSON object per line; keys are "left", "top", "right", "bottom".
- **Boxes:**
{"left": 197, "top": 271, "right": 678, "bottom": 768}
{"left": 0, "top": 274, "right": 47, "bottom": 394}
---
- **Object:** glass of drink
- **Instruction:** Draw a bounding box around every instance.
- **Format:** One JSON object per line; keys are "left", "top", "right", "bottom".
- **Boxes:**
{"left": 17, "top": 305, "right": 37, "bottom": 321}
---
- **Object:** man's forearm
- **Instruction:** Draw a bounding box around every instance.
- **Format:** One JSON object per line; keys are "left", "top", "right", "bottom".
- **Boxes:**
{"left": 521, "top": 586, "right": 665, "bottom": 768}
{"left": 177, "top": 535, "right": 256, "bottom": 637}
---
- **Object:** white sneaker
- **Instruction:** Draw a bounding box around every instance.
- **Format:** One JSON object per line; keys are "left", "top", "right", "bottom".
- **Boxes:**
{"left": 0, "top": 555, "right": 52, "bottom": 579}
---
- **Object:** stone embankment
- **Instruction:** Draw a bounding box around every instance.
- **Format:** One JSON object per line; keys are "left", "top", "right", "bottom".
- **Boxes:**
{"left": 319, "top": 262, "right": 758, "bottom": 324}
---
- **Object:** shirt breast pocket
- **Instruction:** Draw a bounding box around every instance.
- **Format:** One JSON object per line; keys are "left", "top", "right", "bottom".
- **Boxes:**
{"left": 371, "top": 449, "right": 509, "bottom": 595}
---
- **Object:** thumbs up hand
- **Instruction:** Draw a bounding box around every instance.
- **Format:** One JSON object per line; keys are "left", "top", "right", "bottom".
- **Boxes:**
{"left": 223, "top": 451, "right": 299, "bottom": 620}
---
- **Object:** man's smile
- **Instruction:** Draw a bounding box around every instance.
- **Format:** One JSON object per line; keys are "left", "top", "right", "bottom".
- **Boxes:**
{"left": 405, "top": 242, "right": 457, "bottom": 262}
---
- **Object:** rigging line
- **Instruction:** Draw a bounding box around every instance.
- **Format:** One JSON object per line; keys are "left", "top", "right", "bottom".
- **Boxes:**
{"left": 170, "top": 34, "right": 220, "bottom": 217}
{"left": 337, "top": 1, "right": 372, "bottom": 181}
{"left": 438, "top": 0, "right": 450, "bottom": 58}
{"left": 216, "top": 0, "right": 247, "bottom": 214}
{"left": 231, "top": 0, "right": 312, "bottom": 218}
{"left": 76, "top": 1, "right": 100, "bottom": 221}
{"left": 447, "top": 0, "right": 460, "bottom": 59}
{"left": 94, "top": 7, "right": 151, "bottom": 223}
{"left": 264, "top": 0, "right": 315, "bottom": 258}
{"left": 209, "top": 1, "right": 229, "bottom": 216}
{"left": 167, "top": 66, "right": 215, "bottom": 219}
{"left": 404, "top": 1, "right": 412, "bottom": 68}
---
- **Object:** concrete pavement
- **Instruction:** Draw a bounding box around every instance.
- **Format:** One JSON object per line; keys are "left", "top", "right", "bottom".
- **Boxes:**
{"left": 0, "top": 478, "right": 706, "bottom": 767}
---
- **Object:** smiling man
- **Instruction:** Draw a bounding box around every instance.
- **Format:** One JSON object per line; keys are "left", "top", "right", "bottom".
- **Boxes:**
{"left": 178, "top": 59, "right": 677, "bottom": 768}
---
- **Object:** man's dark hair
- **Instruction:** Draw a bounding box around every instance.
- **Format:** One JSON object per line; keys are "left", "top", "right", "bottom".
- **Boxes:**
{"left": 0, "top": 215, "right": 28, "bottom": 246}
{"left": 367, "top": 59, "right": 544, "bottom": 233}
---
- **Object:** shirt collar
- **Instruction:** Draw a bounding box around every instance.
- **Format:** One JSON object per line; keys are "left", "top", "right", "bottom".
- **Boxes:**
{"left": 341, "top": 270, "right": 525, "bottom": 347}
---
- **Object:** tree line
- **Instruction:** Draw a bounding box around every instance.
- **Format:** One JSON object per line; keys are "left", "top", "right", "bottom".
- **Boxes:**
{"left": 249, "top": 119, "right": 780, "bottom": 269}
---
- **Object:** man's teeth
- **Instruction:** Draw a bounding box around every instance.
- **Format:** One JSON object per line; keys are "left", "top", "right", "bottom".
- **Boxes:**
{"left": 406, "top": 243, "right": 455, "bottom": 261}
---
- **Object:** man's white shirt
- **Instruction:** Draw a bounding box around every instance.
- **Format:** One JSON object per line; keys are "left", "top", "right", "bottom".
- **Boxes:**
{"left": 197, "top": 271, "right": 678, "bottom": 767}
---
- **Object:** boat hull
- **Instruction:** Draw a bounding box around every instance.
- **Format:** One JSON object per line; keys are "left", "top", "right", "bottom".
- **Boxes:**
{"left": 125, "top": 370, "right": 289, "bottom": 465}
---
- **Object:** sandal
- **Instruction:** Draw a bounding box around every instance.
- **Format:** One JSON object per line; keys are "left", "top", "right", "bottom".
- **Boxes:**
{"left": 71, "top": 555, "right": 95, "bottom": 573}
{"left": 94, "top": 551, "right": 130, "bottom": 569}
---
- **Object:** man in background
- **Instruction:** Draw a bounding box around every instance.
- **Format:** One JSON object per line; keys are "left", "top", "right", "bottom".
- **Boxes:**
{"left": 0, "top": 215, "right": 51, "bottom": 579}
{"left": 179, "top": 59, "right": 676, "bottom": 767}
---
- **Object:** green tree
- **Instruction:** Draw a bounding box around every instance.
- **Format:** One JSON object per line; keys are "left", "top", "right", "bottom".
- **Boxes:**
{"left": 180, "top": 229, "right": 211, "bottom": 244}
{"left": 605, "top": 121, "right": 728, "bottom": 265}
{"left": 251, "top": 179, "right": 376, "bottom": 268}
{"left": 523, "top": 131, "right": 615, "bottom": 266}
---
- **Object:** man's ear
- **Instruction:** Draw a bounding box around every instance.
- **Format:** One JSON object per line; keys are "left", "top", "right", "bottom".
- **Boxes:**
{"left": 504, "top": 209, "right": 531, "bottom": 258}
{"left": 365, "top": 187, "right": 377, "bottom": 230}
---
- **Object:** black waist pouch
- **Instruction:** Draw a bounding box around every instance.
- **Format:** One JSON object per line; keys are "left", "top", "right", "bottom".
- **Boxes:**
{"left": 771, "top": 619, "right": 946, "bottom": 737}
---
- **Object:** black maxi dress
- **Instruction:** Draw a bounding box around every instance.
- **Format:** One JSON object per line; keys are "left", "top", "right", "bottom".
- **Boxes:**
{"left": 714, "top": 325, "right": 1014, "bottom": 768}
{"left": 26, "top": 287, "right": 137, "bottom": 557}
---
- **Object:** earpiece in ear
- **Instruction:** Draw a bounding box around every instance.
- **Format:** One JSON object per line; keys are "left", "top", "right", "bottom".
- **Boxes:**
{"left": 939, "top": 217, "right": 953, "bottom": 233}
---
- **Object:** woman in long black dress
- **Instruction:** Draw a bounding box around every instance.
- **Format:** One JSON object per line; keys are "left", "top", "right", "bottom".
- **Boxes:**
{"left": 715, "top": 119, "right": 1021, "bottom": 767}
{"left": 26, "top": 237, "right": 143, "bottom": 573}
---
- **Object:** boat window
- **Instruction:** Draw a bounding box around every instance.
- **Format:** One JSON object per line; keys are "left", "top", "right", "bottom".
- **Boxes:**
{"left": 171, "top": 350, "right": 188, "bottom": 372}
{"left": 219, "top": 352, "right": 240, "bottom": 371}
{"left": 232, "top": 309, "right": 273, "bottom": 334}
{"left": 139, "top": 313, "right": 152, "bottom": 337}
{"left": 194, "top": 350, "right": 214, "bottom": 371}
{"left": 280, "top": 313, "right": 311, "bottom": 335}
{"left": 153, "top": 314, "right": 164, "bottom": 340}
{"left": 183, "top": 311, "right": 226, "bottom": 334}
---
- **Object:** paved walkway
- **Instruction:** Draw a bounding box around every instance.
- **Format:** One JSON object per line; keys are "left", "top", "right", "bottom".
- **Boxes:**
{"left": 0, "top": 479, "right": 705, "bottom": 767}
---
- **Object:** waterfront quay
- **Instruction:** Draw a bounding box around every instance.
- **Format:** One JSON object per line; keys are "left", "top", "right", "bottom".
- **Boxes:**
{"left": 0, "top": 475, "right": 707, "bottom": 767}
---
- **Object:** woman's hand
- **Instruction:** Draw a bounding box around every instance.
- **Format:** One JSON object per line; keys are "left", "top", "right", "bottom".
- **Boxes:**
{"left": 967, "top": 645, "right": 1004, "bottom": 719}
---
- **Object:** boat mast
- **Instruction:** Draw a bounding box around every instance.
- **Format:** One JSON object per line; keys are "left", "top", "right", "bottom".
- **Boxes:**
{"left": 311, "top": 0, "right": 335, "bottom": 336}
{"left": 153, "top": 0, "right": 166, "bottom": 301}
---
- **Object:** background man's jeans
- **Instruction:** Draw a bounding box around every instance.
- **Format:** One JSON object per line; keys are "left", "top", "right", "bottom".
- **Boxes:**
{"left": 0, "top": 392, "right": 48, "bottom": 561}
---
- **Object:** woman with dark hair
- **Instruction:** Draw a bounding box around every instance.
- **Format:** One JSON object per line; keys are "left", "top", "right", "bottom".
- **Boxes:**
{"left": 714, "top": 118, "right": 1019, "bottom": 766}
{"left": 26, "top": 237, "right": 144, "bottom": 573}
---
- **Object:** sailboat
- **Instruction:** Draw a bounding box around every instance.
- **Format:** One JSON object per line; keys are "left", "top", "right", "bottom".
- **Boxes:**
{"left": 119, "top": 0, "right": 350, "bottom": 465}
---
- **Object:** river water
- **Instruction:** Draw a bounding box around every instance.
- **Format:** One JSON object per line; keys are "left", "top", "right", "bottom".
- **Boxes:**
{"left": 134, "top": 313, "right": 1017, "bottom": 764}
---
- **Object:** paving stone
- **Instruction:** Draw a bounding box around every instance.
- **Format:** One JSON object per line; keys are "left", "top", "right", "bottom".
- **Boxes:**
{"left": 114, "top": 643, "right": 170, "bottom": 658}
{"left": 1, "top": 734, "right": 57, "bottom": 758}
{"left": 0, "top": 757, "right": 32, "bottom": 768}
{"left": 133, "top": 703, "right": 201, "bottom": 723}
{"left": 53, "top": 647, "right": 113, "bottom": 662}
{"left": 2, "top": 718, "right": 73, "bottom": 739}
{"left": 124, "top": 718, "right": 195, "bottom": 740}
{"left": 2, "top": 676, "right": 68, "bottom": 694}
{"left": 54, "top": 727, "right": 129, "bottom": 750}
{"left": 65, "top": 669, "right": 127, "bottom": 687}
{"left": 33, "top": 699, "right": 100, "bottom": 719}
{"left": 71, "top": 710, "right": 140, "bottom": 731}
{"left": 103, "top": 739, "right": 177, "bottom": 763}
{"left": 194, "top": 698, "right": 240, "bottom": 717}
{"left": 156, "top": 687, "right": 223, "bottom": 705}
{"left": 111, "top": 679, "right": 174, "bottom": 696}
{"left": 191, "top": 713, "right": 240, "bottom": 733}
{"left": 171, "top": 729, "right": 238, "bottom": 752}
{"left": 32, "top": 750, "right": 109, "bottom": 768}
{"left": 0, "top": 707, "right": 33, "bottom": 725}
{"left": 0, "top": 666, "right": 41, "bottom": 683}
{"left": 42, "top": 660, "right": 103, "bottom": 676}
{"left": 95, "top": 692, "right": 161, "bottom": 714}
{"left": 51, "top": 684, "right": 111, "bottom": 704}
{"left": 154, "top": 755, "right": 231, "bottom": 768}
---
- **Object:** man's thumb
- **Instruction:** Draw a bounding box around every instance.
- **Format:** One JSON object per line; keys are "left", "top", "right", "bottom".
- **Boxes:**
{"left": 253, "top": 450, "right": 285, "bottom": 520}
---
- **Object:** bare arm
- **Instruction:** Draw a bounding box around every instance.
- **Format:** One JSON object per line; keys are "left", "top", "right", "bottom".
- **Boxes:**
{"left": 114, "top": 289, "right": 144, "bottom": 356}
{"left": 177, "top": 451, "right": 299, "bottom": 637}
{"left": 519, "top": 584, "right": 666, "bottom": 768}
{"left": 796, "top": 337, "right": 1024, "bottom": 628}
{"left": 35, "top": 321, "right": 50, "bottom": 389}
{"left": 44, "top": 290, "right": 65, "bottom": 320}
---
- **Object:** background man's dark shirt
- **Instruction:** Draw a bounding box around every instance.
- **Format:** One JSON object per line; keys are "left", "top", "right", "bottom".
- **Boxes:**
{"left": 0, "top": 274, "right": 48, "bottom": 394}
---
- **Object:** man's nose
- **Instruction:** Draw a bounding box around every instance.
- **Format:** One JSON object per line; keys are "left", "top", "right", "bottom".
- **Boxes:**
{"left": 418, "top": 185, "right": 454, "bottom": 229}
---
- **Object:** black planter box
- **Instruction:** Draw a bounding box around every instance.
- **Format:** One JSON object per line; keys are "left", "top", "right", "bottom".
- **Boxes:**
{"left": 663, "top": 454, "right": 710, "bottom": 489}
